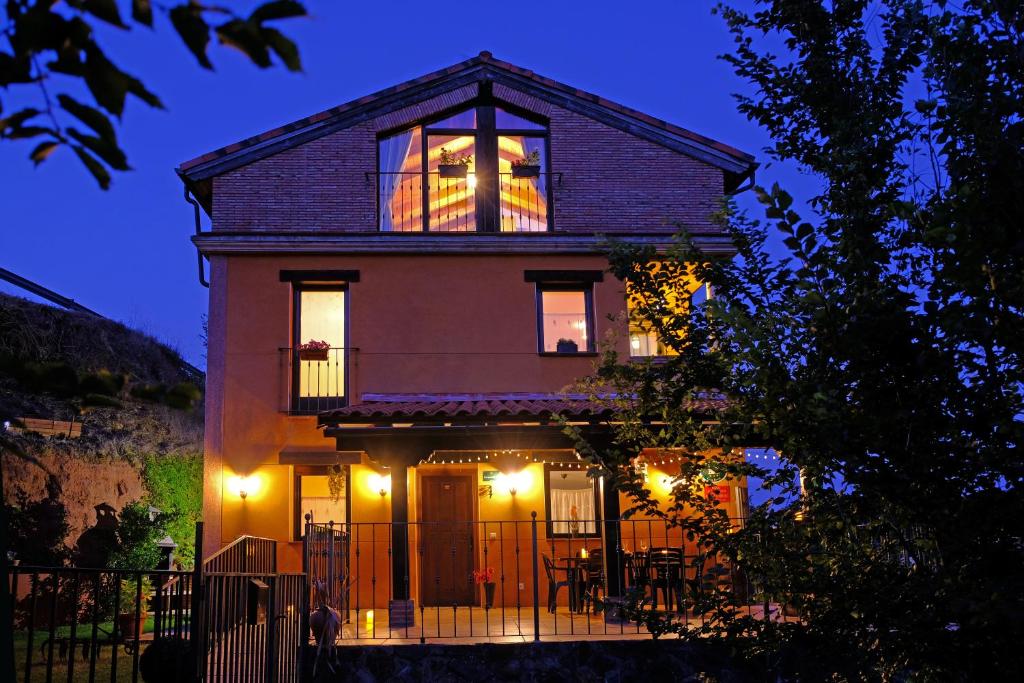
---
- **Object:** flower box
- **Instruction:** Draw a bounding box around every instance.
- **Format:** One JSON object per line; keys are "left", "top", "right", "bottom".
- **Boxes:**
{"left": 438, "top": 164, "right": 468, "bottom": 178}
{"left": 511, "top": 165, "right": 540, "bottom": 178}
{"left": 299, "top": 348, "right": 330, "bottom": 361}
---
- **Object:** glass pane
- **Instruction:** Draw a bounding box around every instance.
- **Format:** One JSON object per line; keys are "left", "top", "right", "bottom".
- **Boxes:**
{"left": 300, "top": 474, "right": 346, "bottom": 526}
{"left": 298, "top": 290, "right": 345, "bottom": 398}
{"left": 541, "top": 290, "right": 588, "bottom": 352}
{"left": 427, "top": 134, "right": 476, "bottom": 232}
{"left": 379, "top": 127, "right": 423, "bottom": 231}
{"left": 548, "top": 470, "right": 597, "bottom": 535}
{"left": 498, "top": 135, "right": 548, "bottom": 232}
{"left": 496, "top": 108, "right": 545, "bottom": 130}
{"left": 430, "top": 108, "right": 477, "bottom": 129}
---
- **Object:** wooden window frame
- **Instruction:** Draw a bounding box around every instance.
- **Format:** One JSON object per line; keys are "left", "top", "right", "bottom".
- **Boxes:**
{"left": 535, "top": 283, "right": 596, "bottom": 355}
{"left": 376, "top": 91, "right": 552, "bottom": 232}
{"left": 291, "top": 283, "right": 349, "bottom": 414}
{"left": 293, "top": 464, "right": 352, "bottom": 541}
{"left": 543, "top": 463, "right": 602, "bottom": 539}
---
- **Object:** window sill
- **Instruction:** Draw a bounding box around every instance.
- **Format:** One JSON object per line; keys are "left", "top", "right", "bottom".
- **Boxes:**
{"left": 539, "top": 352, "right": 598, "bottom": 357}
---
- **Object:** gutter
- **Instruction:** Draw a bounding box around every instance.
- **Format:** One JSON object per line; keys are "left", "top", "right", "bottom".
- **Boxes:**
{"left": 183, "top": 186, "right": 209, "bottom": 288}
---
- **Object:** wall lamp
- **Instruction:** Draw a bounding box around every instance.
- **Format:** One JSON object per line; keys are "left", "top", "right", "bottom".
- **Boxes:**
{"left": 229, "top": 474, "right": 260, "bottom": 501}
{"left": 368, "top": 473, "right": 391, "bottom": 498}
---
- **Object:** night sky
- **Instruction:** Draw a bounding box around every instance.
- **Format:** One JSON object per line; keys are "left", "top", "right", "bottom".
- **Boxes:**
{"left": 1, "top": 0, "right": 812, "bottom": 368}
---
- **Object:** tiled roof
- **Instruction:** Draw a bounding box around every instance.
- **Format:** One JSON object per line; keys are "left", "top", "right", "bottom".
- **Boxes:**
{"left": 318, "top": 392, "right": 726, "bottom": 426}
{"left": 178, "top": 51, "right": 755, "bottom": 181}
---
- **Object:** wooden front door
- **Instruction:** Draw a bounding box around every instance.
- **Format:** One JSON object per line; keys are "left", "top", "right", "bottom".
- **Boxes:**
{"left": 420, "top": 475, "right": 475, "bottom": 607}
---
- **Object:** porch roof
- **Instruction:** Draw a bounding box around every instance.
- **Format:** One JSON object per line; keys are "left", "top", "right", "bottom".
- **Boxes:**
{"left": 318, "top": 392, "right": 727, "bottom": 429}
{"left": 319, "top": 393, "right": 615, "bottom": 427}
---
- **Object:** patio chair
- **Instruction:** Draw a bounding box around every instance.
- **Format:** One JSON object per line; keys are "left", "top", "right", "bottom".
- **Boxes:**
{"left": 649, "top": 547, "right": 685, "bottom": 612}
{"left": 580, "top": 548, "right": 605, "bottom": 614}
{"left": 626, "top": 550, "right": 653, "bottom": 604}
{"left": 542, "top": 554, "right": 572, "bottom": 613}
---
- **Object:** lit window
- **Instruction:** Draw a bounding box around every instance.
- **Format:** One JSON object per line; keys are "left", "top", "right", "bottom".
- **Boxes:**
{"left": 627, "top": 273, "right": 710, "bottom": 358}
{"left": 545, "top": 467, "right": 599, "bottom": 538}
{"left": 294, "top": 467, "right": 347, "bottom": 539}
{"left": 293, "top": 288, "right": 346, "bottom": 411}
{"left": 538, "top": 288, "right": 593, "bottom": 353}
{"left": 378, "top": 104, "right": 549, "bottom": 232}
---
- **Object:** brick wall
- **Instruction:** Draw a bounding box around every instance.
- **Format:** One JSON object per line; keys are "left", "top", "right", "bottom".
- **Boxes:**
{"left": 211, "top": 87, "right": 725, "bottom": 234}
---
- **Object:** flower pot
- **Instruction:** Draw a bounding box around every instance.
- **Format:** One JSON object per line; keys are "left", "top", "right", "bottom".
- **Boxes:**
{"left": 117, "top": 612, "right": 144, "bottom": 640}
{"left": 511, "top": 165, "right": 540, "bottom": 178}
{"left": 483, "top": 582, "right": 496, "bottom": 609}
{"left": 556, "top": 339, "right": 579, "bottom": 354}
{"left": 299, "top": 348, "right": 330, "bottom": 361}
{"left": 438, "top": 164, "right": 468, "bottom": 178}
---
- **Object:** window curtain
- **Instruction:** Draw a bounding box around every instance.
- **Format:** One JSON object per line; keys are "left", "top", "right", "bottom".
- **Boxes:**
{"left": 378, "top": 131, "right": 415, "bottom": 231}
{"left": 523, "top": 136, "right": 546, "bottom": 199}
{"left": 550, "top": 488, "right": 597, "bottom": 535}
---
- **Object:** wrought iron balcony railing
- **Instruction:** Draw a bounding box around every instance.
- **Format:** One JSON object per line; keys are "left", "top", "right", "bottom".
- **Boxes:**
{"left": 372, "top": 171, "right": 557, "bottom": 233}
{"left": 282, "top": 347, "right": 346, "bottom": 414}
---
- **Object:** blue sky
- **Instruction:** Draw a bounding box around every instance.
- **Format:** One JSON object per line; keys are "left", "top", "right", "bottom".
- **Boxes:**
{"left": 1, "top": 1, "right": 813, "bottom": 367}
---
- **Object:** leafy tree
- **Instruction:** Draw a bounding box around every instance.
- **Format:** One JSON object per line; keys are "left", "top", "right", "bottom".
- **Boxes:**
{"left": 142, "top": 452, "right": 202, "bottom": 568}
{"left": 108, "top": 500, "right": 175, "bottom": 570}
{"left": 578, "top": 1, "right": 1024, "bottom": 679}
{"left": 0, "top": 1, "right": 307, "bottom": 187}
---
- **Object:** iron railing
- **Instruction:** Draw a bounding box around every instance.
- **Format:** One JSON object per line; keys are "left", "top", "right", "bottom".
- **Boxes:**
{"left": 280, "top": 347, "right": 346, "bottom": 414}
{"left": 303, "top": 514, "right": 776, "bottom": 645}
{"left": 202, "top": 535, "right": 277, "bottom": 575}
{"left": 6, "top": 566, "right": 194, "bottom": 683}
{"left": 373, "top": 171, "right": 554, "bottom": 232}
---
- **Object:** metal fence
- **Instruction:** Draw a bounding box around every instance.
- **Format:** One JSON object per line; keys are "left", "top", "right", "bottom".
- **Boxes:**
{"left": 7, "top": 565, "right": 194, "bottom": 683}
{"left": 305, "top": 514, "right": 772, "bottom": 644}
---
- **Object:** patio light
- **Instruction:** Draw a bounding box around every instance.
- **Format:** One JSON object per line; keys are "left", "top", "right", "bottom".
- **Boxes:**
{"left": 368, "top": 473, "right": 391, "bottom": 498}
{"left": 228, "top": 474, "right": 260, "bottom": 500}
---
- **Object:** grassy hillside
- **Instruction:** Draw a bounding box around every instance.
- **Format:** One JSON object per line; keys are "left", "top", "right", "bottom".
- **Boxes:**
{"left": 0, "top": 293, "right": 205, "bottom": 567}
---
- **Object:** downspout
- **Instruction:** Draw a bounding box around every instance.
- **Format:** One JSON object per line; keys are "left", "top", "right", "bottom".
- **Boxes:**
{"left": 184, "top": 187, "right": 210, "bottom": 288}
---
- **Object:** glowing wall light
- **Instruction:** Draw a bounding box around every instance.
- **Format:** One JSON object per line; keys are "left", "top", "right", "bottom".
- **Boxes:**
{"left": 496, "top": 470, "right": 532, "bottom": 497}
{"left": 368, "top": 473, "right": 391, "bottom": 498}
{"left": 228, "top": 474, "right": 261, "bottom": 501}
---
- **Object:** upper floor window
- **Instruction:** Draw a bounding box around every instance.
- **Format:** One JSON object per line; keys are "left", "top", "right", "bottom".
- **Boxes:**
{"left": 292, "top": 286, "right": 346, "bottom": 412}
{"left": 378, "top": 104, "right": 550, "bottom": 233}
{"left": 627, "top": 275, "right": 711, "bottom": 358}
{"left": 537, "top": 285, "right": 594, "bottom": 354}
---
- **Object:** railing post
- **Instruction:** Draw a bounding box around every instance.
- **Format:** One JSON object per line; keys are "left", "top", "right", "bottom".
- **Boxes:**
{"left": 531, "top": 511, "right": 540, "bottom": 641}
{"left": 191, "top": 521, "right": 205, "bottom": 683}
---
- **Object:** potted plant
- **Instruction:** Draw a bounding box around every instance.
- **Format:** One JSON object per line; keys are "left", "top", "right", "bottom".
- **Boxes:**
{"left": 511, "top": 150, "right": 541, "bottom": 178}
{"left": 472, "top": 567, "right": 496, "bottom": 609}
{"left": 438, "top": 147, "right": 472, "bottom": 178}
{"left": 556, "top": 338, "right": 579, "bottom": 354}
{"left": 117, "top": 576, "right": 152, "bottom": 640}
{"left": 298, "top": 339, "right": 331, "bottom": 361}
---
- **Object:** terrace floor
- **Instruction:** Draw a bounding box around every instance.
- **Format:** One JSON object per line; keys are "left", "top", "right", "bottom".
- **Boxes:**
{"left": 333, "top": 604, "right": 786, "bottom": 645}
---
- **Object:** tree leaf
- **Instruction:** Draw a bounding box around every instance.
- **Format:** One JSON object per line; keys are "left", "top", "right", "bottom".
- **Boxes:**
{"left": 132, "top": 0, "right": 154, "bottom": 26}
{"left": 4, "top": 125, "right": 51, "bottom": 140}
{"left": 83, "top": 0, "right": 127, "bottom": 29}
{"left": 169, "top": 4, "right": 213, "bottom": 70}
{"left": 29, "top": 140, "right": 60, "bottom": 166}
{"left": 0, "top": 107, "right": 41, "bottom": 134}
{"left": 261, "top": 27, "right": 301, "bottom": 71}
{"left": 67, "top": 127, "right": 129, "bottom": 170}
{"left": 82, "top": 44, "right": 130, "bottom": 115}
{"left": 71, "top": 144, "right": 112, "bottom": 189}
{"left": 216, "top": 19, "right": 271, "bottom": 68}
{"left": 58, "top": 93, "right": 116, "bottom": 141}
{"left": 249, "top": 1, "right": 307, "bottom": 23}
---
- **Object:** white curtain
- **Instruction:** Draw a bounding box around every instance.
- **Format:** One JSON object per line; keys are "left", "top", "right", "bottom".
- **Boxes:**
{"left": 378, "top": 131, "right": 414, "bottom": 231}
{"left": 550, "top": 489, "right": 597, "bottom": 535}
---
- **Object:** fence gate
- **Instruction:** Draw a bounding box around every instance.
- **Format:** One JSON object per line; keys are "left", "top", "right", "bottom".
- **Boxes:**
{"left": 196, "top": 532, "right": 304, "bottom": 683}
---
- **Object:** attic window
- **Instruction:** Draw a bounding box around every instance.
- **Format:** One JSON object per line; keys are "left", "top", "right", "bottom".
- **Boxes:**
{"left": 378, "top": 103, "right": 550, "bottom": 233}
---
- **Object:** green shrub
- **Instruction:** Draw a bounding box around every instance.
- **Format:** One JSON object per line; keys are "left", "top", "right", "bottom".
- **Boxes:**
{"left": 142, "top": 453, "right": 203, "bottom": 567}
{"left": 130, "top": 383, "right": 165, "bottom": 403}
{"left": 79, "top": 369, "right": 126, "bottom": 396}
{"left": 163, "top": 382, "right": 201, "bottom": 411}
{"left": 108, "top": 501, "right": 173, "bottom": 570}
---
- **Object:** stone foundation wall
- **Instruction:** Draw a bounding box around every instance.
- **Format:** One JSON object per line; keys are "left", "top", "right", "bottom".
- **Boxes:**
{"left": 304, "top": 639, "right": 755, "bottom": 682}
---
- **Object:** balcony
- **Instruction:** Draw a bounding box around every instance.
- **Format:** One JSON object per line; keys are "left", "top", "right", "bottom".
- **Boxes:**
{"left": 374, "top": 171, "right": 556, "bottom": 233}
{"left": 282, "top": 347, "right": 346, "bottom": 414}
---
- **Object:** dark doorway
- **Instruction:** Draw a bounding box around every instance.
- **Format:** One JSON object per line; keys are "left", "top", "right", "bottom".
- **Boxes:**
{"left": 419, "top": 475, "right": 475, "bottom": 606}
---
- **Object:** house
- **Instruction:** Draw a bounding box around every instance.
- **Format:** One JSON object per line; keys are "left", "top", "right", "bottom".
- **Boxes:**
{"left": 178, "top": 52, "right": 756, "bottom": 636}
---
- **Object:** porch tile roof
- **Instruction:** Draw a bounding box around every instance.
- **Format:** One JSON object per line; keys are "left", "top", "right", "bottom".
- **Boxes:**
{"left": 318, "top": 392, "right": 726, "bottom": 426}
